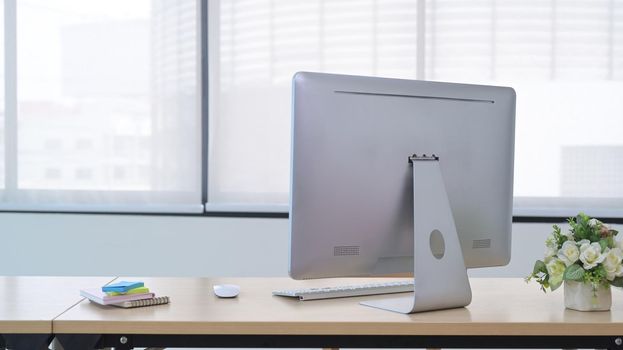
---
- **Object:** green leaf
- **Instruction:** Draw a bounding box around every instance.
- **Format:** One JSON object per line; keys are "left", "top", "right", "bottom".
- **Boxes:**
{"left": 591, "top": 233, "right": 602, "bottom": 243}
{"left": 552, "top": 225, "right": 562, "bottom": 239}
{"left": 599, "top": 239, "right": 608, "bottom": 252}
{"left": 611, "top": 277, "right": 623, "bottom": 288}
{"left": 532, "top": 260, "right": 546, "bottom": 275}
{"left": 563, "top": 264, "right": 585, "bottom": 282}
{"left": 550, "top": 276, "right": 563, "bottom": 291}
{"left": 578, "top": 212, "right": 590, "bottom": 222}
{"left": 567, "top": 218, "right": 576, "bottom": 234}
{"left": 595, "top": 265, "right": 607, "bottom": 280}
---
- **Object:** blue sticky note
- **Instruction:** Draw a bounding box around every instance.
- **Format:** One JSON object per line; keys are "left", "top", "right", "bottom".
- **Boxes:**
{"left": 102, "top": 281, "right": 144, "bottom": 293}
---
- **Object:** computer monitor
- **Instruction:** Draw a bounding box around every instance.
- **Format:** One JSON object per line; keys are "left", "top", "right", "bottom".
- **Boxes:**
{"left": 288, "top": 72, "right": 515, "bottom": 313}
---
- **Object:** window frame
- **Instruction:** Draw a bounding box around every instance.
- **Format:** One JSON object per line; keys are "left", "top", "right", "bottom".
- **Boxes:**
{"left": 4, "top": 0, "right": 18, "bottom": 199}
{"left": 0, "top": 0, "right": 621, "bottom": 223}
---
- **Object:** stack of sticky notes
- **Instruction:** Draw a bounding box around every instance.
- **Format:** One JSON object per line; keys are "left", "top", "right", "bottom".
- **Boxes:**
{"left": 102, "top": 281, "right": 148, "bottom": 296}
{"left": 81, "top": 281, "right": 169, "bottom": 308}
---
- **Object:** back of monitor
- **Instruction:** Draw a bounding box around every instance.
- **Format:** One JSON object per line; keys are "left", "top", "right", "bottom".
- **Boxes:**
{"left": 289, "top": 72, "right": 515, "bottom": 279}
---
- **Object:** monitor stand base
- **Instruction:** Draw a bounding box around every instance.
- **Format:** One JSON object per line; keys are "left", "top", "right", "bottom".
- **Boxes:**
{"left": 360, "top": 155, "right": 472, "bottom": 313}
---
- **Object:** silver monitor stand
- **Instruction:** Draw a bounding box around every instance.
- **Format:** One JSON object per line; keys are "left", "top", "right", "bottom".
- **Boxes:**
{"left": 361, "top": 154, "right": 472, "bottom": 313}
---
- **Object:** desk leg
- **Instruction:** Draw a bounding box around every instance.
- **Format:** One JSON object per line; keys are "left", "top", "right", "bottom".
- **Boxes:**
{"left": 55, "top": 334, "right": 102, "bottom": 350}
{"left": 1, "top": 334, "right": 51, "bottom": 350}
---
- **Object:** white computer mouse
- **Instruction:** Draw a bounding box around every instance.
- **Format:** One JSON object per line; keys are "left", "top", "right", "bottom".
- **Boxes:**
{"left": 213, "top": 284, "right": 240, "bottom": 298}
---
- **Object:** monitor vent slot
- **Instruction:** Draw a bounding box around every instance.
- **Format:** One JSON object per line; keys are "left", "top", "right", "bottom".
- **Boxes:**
{"left": 334, "top": 90, "right": 495, "bottom": 104}
{"left": 334, "top": 245, "right": 360, "bottom": 256}
{"left": 472, "top": 239, "right": 491, "bottom": 249}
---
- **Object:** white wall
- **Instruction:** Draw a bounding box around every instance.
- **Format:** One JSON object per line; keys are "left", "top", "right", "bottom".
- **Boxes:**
{"left": 0, "top": 213, "right": 289, "bottom": 276}
{"left": 1, "top": 212, "right": 620, "bottom": 278}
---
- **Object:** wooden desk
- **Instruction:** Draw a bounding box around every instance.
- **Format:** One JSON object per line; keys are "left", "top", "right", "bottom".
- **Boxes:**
{"left": 0, "top": 276, "right": 114, "bottom": 350}
{"left": 54, "top": 277, "right": 623, "bottom": 350}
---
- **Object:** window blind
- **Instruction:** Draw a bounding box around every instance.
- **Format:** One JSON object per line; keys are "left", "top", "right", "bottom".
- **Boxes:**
{"left": 209, "top": 0, "right": 623, "bottom": 217}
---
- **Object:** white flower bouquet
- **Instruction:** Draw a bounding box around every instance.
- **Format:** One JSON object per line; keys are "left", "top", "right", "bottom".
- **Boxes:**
{"left": 526, "top": 213, "right": 622, "bottom": 292}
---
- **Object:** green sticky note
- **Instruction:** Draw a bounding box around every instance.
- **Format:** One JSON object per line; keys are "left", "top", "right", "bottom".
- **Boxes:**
{"left": 106, "top": 286, "right": 150, "bottom": 296}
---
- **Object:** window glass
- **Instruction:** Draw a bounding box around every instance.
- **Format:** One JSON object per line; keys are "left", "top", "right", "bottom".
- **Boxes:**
{"left": 1, "top": 0, "right": 202, "bottom": 211}
{"left": 209, "top": 0, "right": 623, "bottom": 216}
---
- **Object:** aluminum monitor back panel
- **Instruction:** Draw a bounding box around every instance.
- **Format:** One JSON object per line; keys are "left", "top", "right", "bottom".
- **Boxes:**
{"left": 289, "top": 72, "right": 515, "bottom": 279}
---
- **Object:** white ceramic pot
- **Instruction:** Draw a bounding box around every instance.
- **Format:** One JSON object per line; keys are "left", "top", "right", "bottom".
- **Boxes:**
{"left": 564, "top": 280, "right": 611, "bottom": 311}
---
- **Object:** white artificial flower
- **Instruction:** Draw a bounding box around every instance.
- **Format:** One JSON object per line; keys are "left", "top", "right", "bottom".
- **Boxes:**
{"left": 605, "top": 264, "right": 623, "bottom": 281}
{"left": 543, "top": 233, "right": 558, "bottom": 262}
{"left": 604, "top": 247, "right": 623, "bottom": 266}
{"left": 579, "top": 241, "right": 606, "bottom": 270}
{"left": 557, "top": 240, "right": 580, "bottom": 267}
{"left": 618, "top": 239, "right": 623, "bottom": 252}
{"left": 603, "top": 248, "right": 623, "bottom": 281}
{"left": 545, "top": 234, "right": 557, "bottom": 248}
{"left": 564, "top": 231, "right": 575, "bottom": 242}
{"left": 589, "top": 218, "right": 599, "bottom": 227}
{"left": 578, "top": 239, "right": 590, "bottom": 246}
{"left": 544, "top": 245, "right": 558, "bottom": 262}
{"left": 546, "top": 258, "right": 566, "bottom": 285}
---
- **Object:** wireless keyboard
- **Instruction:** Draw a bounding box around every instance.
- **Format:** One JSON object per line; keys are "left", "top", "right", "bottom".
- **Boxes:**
{"left": 272, "top": 280, "right": 414, "bottom": 301}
